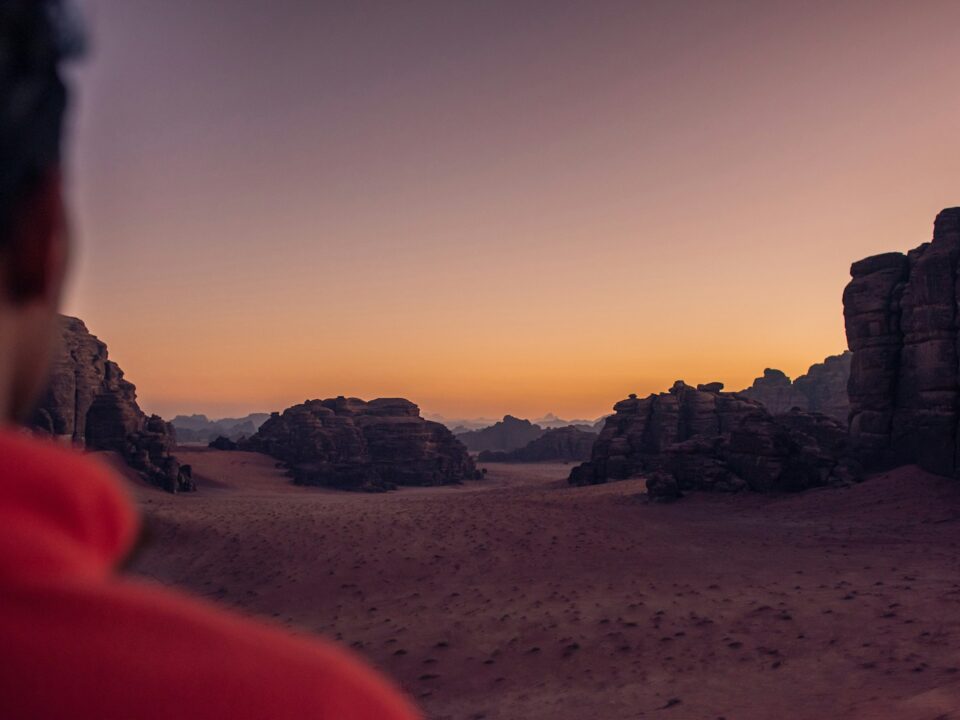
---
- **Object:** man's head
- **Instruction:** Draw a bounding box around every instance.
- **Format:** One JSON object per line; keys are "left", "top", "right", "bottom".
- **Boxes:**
{"left": 0, "top": 0, "right": 83, "bottom": 422}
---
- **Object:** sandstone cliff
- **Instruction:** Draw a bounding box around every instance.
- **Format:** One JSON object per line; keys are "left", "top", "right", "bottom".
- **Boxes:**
{"left": 477, "top": 426, "right": 597, "bottom": 463}
{"left": 740, "top": 352, "right": 851, "bottom": 422}
{"left": 29, "top": 316, "right": 193, "bottom": 492}
{"left": 569, "top": 381, "right": 858, "bottom": 497}
{"left": 844, "top": 207, "right": 960, "bottom": 476}
{"left": 241, "top": 397, "right": 479, "bottom": 491}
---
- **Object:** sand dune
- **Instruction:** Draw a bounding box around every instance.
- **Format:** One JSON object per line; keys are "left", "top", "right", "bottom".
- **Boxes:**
{"left": 128, "top": 449, "right": 960, "bottom": 719}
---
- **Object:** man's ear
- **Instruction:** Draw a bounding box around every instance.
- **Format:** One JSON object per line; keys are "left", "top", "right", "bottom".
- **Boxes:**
{"left": 5, "top": 170, "right": 67, "bottom": 305}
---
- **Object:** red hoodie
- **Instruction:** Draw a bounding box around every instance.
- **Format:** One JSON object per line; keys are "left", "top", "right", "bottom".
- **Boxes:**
{"left": 0, "top": 430, "right": 421, "bottom": 720}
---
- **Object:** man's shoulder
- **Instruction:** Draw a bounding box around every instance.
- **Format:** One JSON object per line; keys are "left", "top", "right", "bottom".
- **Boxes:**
{"left": 0, "top": 429, "right": 419, "bottom": 719}
{"left": 0, "top": 427, "right": 129, "bottom": 498}
{"left": 0, "top": 428, "right": 140, "bottom": 581}
{"left": 2, "top": 575, "right": 420, "bottom": 719}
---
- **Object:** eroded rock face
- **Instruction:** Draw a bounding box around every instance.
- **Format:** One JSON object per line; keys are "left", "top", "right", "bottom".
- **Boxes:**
{"left": 241, "top": 397, "right": 479, "bottom": 491}
{"left": 844, "top": 207, "right": 960, "bottom": 476}
{"left": 29, "top": 316, "right": 193, "bottom": 492}
{"left": 569, "top": 381, "right": 858, "bottom": 495}
{"left": 740, "top": 353, "right": 851, "bottom": 422}
{"left": 455, "top": 415, "right": 545, "bottom": 452}
{"left": 477, "top": 426, "right": 597, "bottom": 463}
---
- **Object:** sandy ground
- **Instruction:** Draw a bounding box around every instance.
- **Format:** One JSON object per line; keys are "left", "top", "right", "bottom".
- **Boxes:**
{"left": 127, "top": 449, "right": 960, "bottom": 719}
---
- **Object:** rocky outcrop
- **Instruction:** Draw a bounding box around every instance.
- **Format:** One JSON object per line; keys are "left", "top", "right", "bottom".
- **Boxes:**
{"left": 456, "top": 415, "right": 545, "bottom": 453}
{"left": 241, "top": 397, "right": 479, "bottom": 491}
{"left": 29, "top": 316, "right": 193, "bottom": 492}
{"left": 740, "top": 352, "right": 851, "bottom": 422}
{"left": 477, "top": 426, "right": 597, "bottom": 463}
{"left": 844, "top": 207, "right": 960, "bottom": 476}
{"left": 569, "top": 381, "right": 858, "bottom": 497}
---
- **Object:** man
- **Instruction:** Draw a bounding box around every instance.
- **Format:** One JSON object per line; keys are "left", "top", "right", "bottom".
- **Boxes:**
{"left": 0, "top": 3, "right": 419, "bottom": 718}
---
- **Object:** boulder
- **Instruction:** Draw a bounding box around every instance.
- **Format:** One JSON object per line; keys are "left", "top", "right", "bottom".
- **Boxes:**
{"left": 241, "top": 397, "right": 479, "bottom": 491}
{"left": 28, "top": 316, "right": 194, "bottom": 492}
{"left": 645, "top": 471, "right": 682, "bottom": 501}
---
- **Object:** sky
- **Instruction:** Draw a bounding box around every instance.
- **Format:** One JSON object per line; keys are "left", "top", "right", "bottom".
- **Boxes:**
{"left": 64, "top": 0, "right": 960, "bottom": 421}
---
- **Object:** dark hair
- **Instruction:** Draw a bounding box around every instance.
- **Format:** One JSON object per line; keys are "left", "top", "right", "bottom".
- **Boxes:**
{"left": 0, "top": 0, "right": 83, "bottom": 245}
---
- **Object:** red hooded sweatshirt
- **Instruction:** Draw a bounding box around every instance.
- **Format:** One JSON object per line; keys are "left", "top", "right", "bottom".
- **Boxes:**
{"left": 0, "top": 430, "right": 421, "bottom": 720}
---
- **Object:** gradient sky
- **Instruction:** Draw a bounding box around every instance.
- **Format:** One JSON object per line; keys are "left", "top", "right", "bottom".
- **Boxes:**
{"left": 64, "top": 0, "right": 960, "bottom": 421}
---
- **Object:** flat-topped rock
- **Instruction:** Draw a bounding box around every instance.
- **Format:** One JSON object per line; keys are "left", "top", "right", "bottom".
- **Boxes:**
{"left": 850, "top": 252, "right": 909, "bottom": 278}
{"left": 241, "top": 397, "right": 479, "bottom": 491}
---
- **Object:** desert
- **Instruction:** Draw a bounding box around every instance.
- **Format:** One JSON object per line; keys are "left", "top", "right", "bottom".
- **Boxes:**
{"left": 128, "top": 449, "right": 960, "bottom": 720}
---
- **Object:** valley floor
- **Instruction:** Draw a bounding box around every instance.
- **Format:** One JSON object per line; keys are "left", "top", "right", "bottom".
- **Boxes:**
{"left": 129, "top": 450, "right": 960, "bottom": 719}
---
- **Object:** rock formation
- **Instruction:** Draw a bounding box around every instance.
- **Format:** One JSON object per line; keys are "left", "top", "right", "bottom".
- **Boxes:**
{"left": 477, "top": 426, "right": 597, "bottom": 463}
{"left": 29, "top": 316, "right": 193, "bottom": 492}
{"left": 241, "top": 397, "right": 479, "bottom": 491}
{"left": 740, "top": 352, "right": 851, "bottom": 422}
{"left": 844, "top": 207, "right": 960, "bottom": 476}
{"left": 569, "top": 381, "right": 858, "bottom": 497}
{"left": 455, "top": 415, "right": 545, "bottom": 453}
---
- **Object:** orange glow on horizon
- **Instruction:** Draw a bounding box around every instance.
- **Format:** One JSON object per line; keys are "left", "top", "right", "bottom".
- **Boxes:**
{"left": 62, "top": 2, "right": 960, "bottom": 421}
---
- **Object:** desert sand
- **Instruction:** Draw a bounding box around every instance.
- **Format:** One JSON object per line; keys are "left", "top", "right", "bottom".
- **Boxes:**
{"left": 127, "top": 449, "right": 960, "bottom": 719}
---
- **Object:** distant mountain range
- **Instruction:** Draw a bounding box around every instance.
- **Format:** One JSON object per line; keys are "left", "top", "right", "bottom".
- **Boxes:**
{"left": 423, "top": 414, "right": 499, "bottom": 432}
{"left": 533, "top": 413, "right": 604, "bottom": 430}
{"left": 170, "top": 413, "right": 271, "bottom": 443}
{"left": 455, "top": 414, "right": 604, "bottom": 454}
{"left": 455, "top": 415, "right": 546, "bottom": 453}
{"left": 477, "top": 426, "right": 597, "bottom": 463}
{"left": 430, "top": 412, "right": 607, "bottom": 436}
